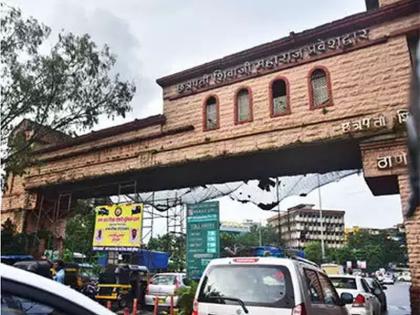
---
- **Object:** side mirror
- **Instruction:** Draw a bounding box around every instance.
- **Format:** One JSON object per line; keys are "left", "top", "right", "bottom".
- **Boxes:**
{"left": 340, "top": 292, "right": 354, "bottom": 305}
{"left": 373, "top": 288, "right": 382, "bottom": 295}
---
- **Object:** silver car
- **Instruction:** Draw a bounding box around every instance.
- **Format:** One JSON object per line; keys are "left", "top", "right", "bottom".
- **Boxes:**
{"left": 193, "top": 257, "right": 352, "bottom": 315}
{"left": 145, "top": 272, "right": 188, "bottom": 308}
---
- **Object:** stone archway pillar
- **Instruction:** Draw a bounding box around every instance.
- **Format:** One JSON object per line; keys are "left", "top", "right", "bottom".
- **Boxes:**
{"left": 360, "top": 136, "right": 419, "bottom": 313}
{"left": 397, "top": 174, "right": 420, "bottom": 313}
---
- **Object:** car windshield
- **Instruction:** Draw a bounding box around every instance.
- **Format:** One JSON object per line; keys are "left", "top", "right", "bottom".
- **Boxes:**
{"left": 330, "top": 277, "right": 357, "bottom": 289}
{"left": 197, "top": 265, "right": 294, "bottom": 308}
{"left": 152, "top": 274, "right": 177, "bottom": 285}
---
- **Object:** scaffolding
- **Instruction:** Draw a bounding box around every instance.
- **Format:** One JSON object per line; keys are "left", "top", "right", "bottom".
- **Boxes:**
{"left": 119, "top": 181, "right": 186, "bottom": 245}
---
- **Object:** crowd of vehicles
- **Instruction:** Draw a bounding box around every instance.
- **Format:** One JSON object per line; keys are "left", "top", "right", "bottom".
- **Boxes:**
{"left": 0, "top": 254, "right": 186, "bottom": 314}
{"left": 192, "top": 256, "right": 396, "bottom": 315}
{"left": 1, "top": 252, "right": 408, "bottom": 315}
{"left": 1, "top": 263, "right": 114, "bottom": 315}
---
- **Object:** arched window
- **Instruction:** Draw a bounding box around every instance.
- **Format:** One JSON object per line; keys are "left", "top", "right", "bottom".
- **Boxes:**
{"left": 309, "top": 67, "right": 332, "bottom": 109}
{"left": 235, "top": 87, "right": 252, "bottom": 124}
{"left": 270, "top": 77, "right": 290, "bottom": 117}
{"left": 203, "top": 96, "right": 219, "bottom": 131}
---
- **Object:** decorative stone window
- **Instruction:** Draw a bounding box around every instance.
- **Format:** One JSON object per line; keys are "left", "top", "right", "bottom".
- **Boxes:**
{"left": 270, "top": 77, "right": 290, "bottom": 117}
{"left": 203, "top": 95, "right": 219, "bottom": 131}
{"left": 308, "top": 66, "right": 333, "bottom": 109}
{"left": 235, "top": 87, "right": 253, "bottom": 124}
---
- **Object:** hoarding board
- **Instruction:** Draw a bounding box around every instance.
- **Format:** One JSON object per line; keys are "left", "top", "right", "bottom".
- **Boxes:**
{"left": 92, "top": 203, "right": 143, "bottom": 251}
{"left": 186, "top": 201, "right": 220, "bottom": 279}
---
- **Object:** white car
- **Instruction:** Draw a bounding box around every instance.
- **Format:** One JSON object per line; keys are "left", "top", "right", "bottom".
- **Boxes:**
{"left": 397, "top": 271, "right": 411, "bottom": 282}
{"left": 330, "top": 275, "right": 382, "bottom": 315}
{"left": 193, "top": 256, "right": 352, "bottom": 315}
{"left": 145, "top": 272, "right": 188, "bottom": 308}
{"left": 1, "top": 263, "right": 115, "bottom": 315}
{"left": 382, "top": 273, "right": 395, "bottom": 285}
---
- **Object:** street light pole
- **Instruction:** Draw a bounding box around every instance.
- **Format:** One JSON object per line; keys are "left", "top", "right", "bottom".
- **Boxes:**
{"left": 317, "top": 174, "right": 326, "bottom": 262}
{"left": 276, "top": 178, "right": 281, "bottom": 247}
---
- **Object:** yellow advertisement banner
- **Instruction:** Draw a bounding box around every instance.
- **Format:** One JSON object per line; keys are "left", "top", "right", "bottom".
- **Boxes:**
{"left": 92, "top": 203, "right": 143, "bottom": 251}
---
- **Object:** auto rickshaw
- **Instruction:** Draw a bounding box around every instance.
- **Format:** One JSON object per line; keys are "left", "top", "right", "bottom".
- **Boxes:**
{"left": 63, "top": 262, "right": 81, "bottom": 289}
{"left": 95, "top": 264, "right": 149, "bottom": 310}
{"left": 13, "top": 260, "right": 82, "bottom": 289}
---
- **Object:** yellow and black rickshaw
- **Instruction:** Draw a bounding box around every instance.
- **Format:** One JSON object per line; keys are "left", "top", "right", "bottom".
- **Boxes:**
{"left": 95, "top": 264, "right": 149, "bottom": 310}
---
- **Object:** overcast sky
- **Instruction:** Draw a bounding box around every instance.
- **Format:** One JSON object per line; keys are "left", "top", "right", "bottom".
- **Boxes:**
{"left": 9, "top": 0, "right": 404, "bottom": 233}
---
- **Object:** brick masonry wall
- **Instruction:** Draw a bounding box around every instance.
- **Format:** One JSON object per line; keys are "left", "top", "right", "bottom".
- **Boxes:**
{"left": 398, "top": 174, "right": 420, "bottom": 314}
{"left": 361, "top": 138, "right": 407, "bottom": 178}
{"left": 20, "top": 34, "right": 414, "bottom": 189}
{"left": 379, "top": 0, "right": 406, "bottom": 7}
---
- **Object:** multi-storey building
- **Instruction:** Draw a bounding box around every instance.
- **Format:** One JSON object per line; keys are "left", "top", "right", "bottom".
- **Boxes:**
{"left": 267, "top": 204, "right": 345, "bottom": 249}
{"left": 345, "top": 224, "right": 406, "bottom": 242}
{"left": 220, "top": 219, "right": 261, "bottom": 234}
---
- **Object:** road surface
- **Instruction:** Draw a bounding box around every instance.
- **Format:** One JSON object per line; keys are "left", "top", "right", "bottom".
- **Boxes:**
{"left": 384, "top": 281, "right": 411, "bottom": 315}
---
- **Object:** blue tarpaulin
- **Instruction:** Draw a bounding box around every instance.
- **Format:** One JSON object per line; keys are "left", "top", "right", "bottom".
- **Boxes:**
{"left": 96, "top": 250, "right": 169, "bottom": 271}
{"left": 133, "top": 250, "right": 169, "bottom": 271}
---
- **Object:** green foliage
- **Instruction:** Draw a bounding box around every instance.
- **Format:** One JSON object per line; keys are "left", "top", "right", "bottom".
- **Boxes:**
{"left": 1, "top": 3, "right": 135, "bottom": 176}
{"left": 62, "top": 248, "right": 74, "bottom": 262}
{"left": 148, "top": 233, "right": 186, "bottom": 272}
{"left": 304, "top": 241, "right": 323, "bottom": 265}
{"left": 1, "top": 218, "right": 39, "bottom": 255}
{"left": 63, "top": 202, "right": 96, "bottom": 259}
{"left": 306, "top": 230, "right": 407, "bottom": 272}
{"left": 176, "top": 281, "right": 198, "bottom": 315}
{"left": 220, "top": 225, "right": 280, "bottom": 255}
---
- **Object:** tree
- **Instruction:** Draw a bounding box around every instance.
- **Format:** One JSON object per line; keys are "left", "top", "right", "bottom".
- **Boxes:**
{"left": 1, "top": 4, "right": 135, "bottom": 177}
{"left": 329, "top": 245, "right": 354, "bottom": 265}
{"left": 1, "top": 218, "right": 39, "bottom": 255}
{"left": 327, "top": 230, "right": 407, "bottom": 272}
{"left": 148, "top": 233, "right": 186, "bottom": 272}
{"left": 304, "top": 241, "right": 323, "bottom": 265}
{"left": 63, "top": 204, "right": 96, "bottom": 259}
{"left": 220, "top": 225, "right": 280, "bottom": 256}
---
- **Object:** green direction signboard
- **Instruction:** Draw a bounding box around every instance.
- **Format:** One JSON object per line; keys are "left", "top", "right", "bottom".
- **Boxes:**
{"left": 187, "top": 201, "right": 220, "bottom": 279}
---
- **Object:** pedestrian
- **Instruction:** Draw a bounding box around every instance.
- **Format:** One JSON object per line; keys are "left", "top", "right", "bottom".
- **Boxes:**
{"left": 53, "top": 260, "right": 66, "bottom": 284}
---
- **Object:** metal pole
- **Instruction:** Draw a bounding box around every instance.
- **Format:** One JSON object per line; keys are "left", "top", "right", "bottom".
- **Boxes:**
{"left": 287, "top": 208, "right": 291, "bottom": 247}
{"left": 317, "top": 174, "right": 325, "bottom": 261}
{"left": 276, "top": 178, "right": 281, "bottom": 247}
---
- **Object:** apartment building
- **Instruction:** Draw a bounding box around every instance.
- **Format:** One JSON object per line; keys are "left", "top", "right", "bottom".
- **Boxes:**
{"left": 267, "top": 204, "right": 345, "bottom": 249}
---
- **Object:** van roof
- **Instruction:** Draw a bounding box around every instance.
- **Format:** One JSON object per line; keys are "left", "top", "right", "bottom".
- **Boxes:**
{"left": 207, "top": 256, "right": 321, "bottom": 270}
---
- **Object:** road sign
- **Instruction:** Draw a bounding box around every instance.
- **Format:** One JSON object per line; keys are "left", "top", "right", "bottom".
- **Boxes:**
{"left": 186, "top": 201, "right": 220, "bottom": 279}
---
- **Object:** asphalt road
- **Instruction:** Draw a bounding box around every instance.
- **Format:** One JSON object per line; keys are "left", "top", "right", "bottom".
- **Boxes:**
{"left": 384, "top": 281, "right": 411, "bottom": 315}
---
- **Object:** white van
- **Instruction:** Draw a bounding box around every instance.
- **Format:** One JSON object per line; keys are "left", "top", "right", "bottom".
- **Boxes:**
{"left": 193, "top": 256, "right": 352, "bottom": 315}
